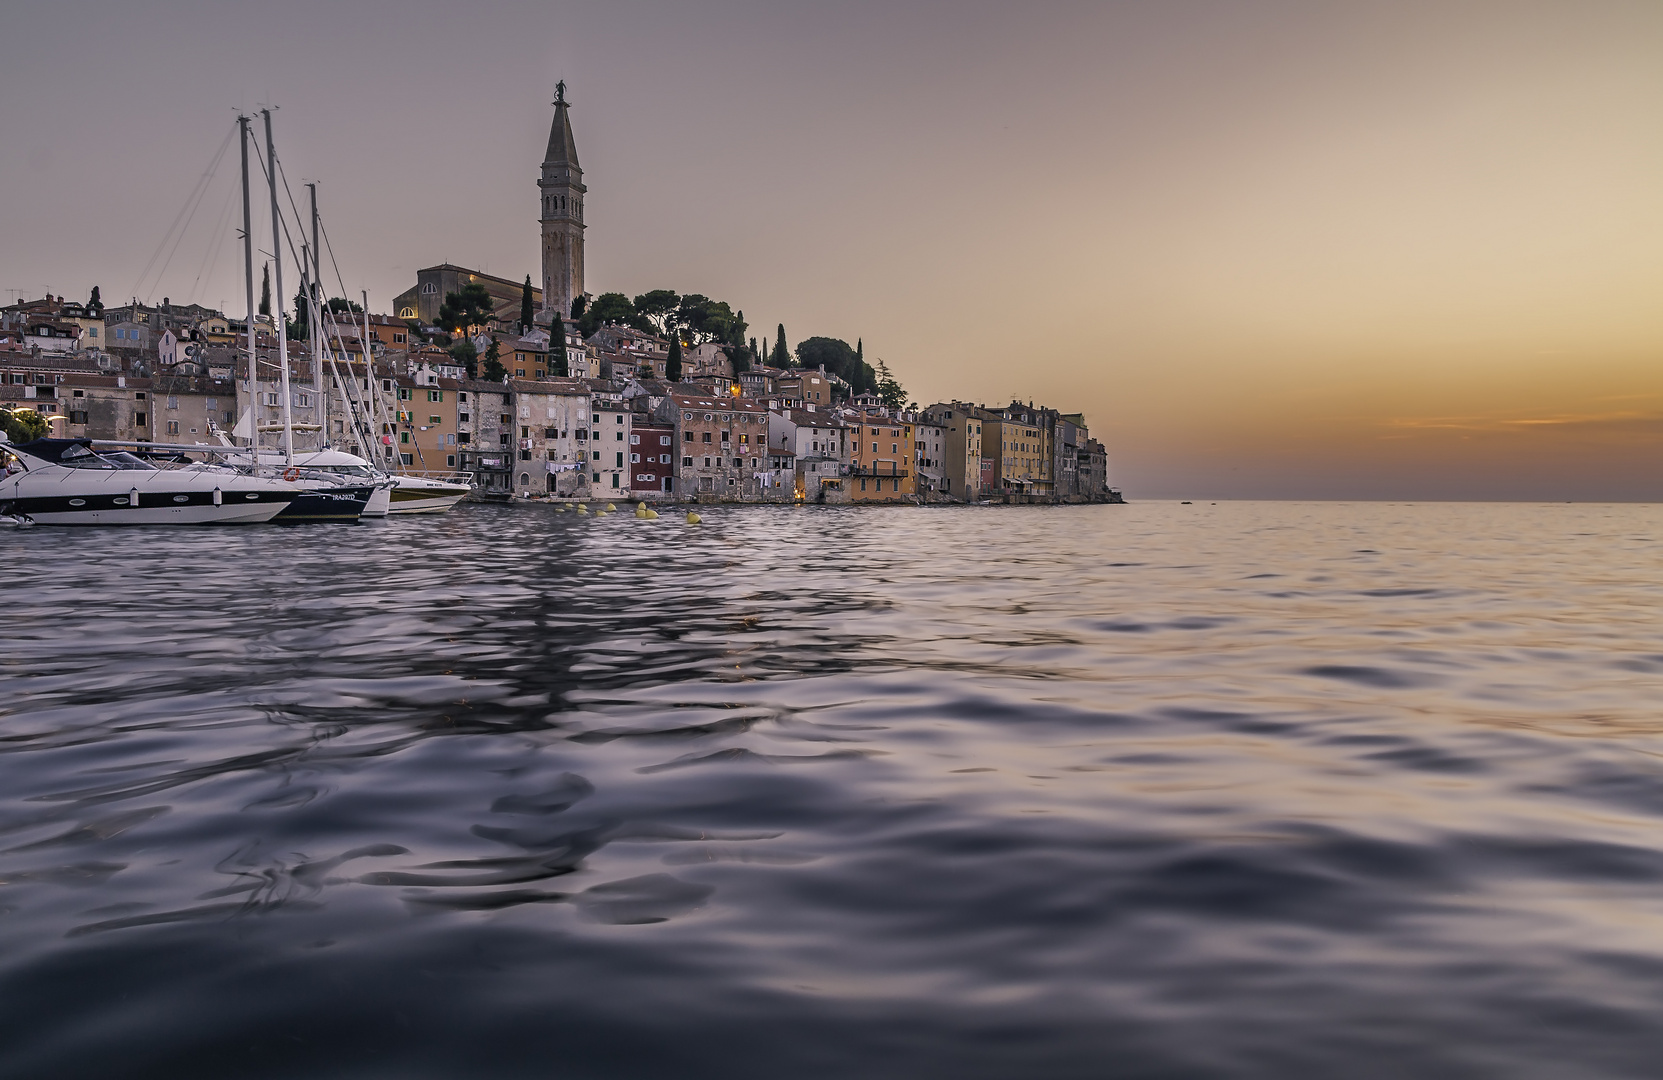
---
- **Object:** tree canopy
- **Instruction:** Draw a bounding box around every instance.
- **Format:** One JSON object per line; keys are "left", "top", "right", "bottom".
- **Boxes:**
{"left": 520, "top": 276, "right": 534, "bottom": 332}
{"left": 666, "top": 334, "right": 683, "bottom": 382}
{"left": 449, "top": 338, "right": 478, "bottom": 380}
{"left": 578, "top": 292, "right": 642, "bottom": 336}
{"left": 1, "top": 406, "right": 50, "bottom": 443}
{"left": 632, "top": 290, "right": 680, "bottom": 334}
{"left": 437, "top": 283, "right": 498, "bottom": 334}
{"left": 259, "top": 265, "right": 272, "bottom": 317}
{"left": 875, "top": 358, "right": 908, "bottom": 411}
{"left": 87, "top": 286, "right": 103, "bottom": 315}
{"left": 481, "top": 337, "right": 507, "bottom": 382}
{"left": 549, "top": 316, "right": 568, "bottom": 377}
{"left": 794, "top": 336, "right": 877, "bottom": 394}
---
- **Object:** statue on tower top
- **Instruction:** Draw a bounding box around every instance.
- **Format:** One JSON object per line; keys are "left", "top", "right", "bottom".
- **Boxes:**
{"left": 555, "top": 80, "right": 566, "bottom": 106}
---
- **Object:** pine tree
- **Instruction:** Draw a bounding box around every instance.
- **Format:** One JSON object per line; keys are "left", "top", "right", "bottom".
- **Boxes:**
{"left": 857, "top": 338, "right": 863, "bottom": 364}
{"left": 88, "top": 285, "right": 102, "bottom": 315}
{"left": 550, "top": 315, "right": 568, "bottom": 377}
{"left": 774, "top": 324, "right": 788, "bottom": 371}
{"left": 482, "top": 336, "right": 507, "bottom": 382}
{"left": 259, "top": 265, "right": 271, "bottom": 317}
{"left": 520, "top": 275, "right": 534, "bottom": 332}
{"left": 666, "top": 333, "right": 683, "bottom": 382}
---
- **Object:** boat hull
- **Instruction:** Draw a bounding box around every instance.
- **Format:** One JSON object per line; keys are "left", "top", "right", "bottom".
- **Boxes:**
{"left": 0, "top": 489, "right": 292, "bottom": 525}
{"left": 386, "top": 479, "right": 470, "bottom": 515}
{"left": 275, "top": 486, "right": 375, "bottom": 522}
{"left": 362, "top": 484, "right": 393, "bottom": 517}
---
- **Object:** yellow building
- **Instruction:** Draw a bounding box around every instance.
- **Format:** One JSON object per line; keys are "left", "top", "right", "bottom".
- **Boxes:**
{"left": 848, "top": 409, "right": 914, "bottom": 502}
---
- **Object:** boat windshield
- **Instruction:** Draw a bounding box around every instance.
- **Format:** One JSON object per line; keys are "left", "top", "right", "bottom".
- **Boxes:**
{"left": 104, "top": 452, "right": 159, "bottom": 471}
{"left": 58, "top": 445, "right": 122, "bottom": 470}
{"left": 316, "top": 464, "right": 376, "bottom": 478}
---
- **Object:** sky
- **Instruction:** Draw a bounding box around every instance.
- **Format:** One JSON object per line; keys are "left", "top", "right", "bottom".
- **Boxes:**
{"left": 2, "top": 0, "right": 1660, "bottom": 500}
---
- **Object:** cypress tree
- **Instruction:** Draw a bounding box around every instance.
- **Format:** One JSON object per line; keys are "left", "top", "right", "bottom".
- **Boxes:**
{"left": 88, "top": 285, "right": 102, "bottom": 314}
{"left": 774, "top": 324, "right": 788, "bottom": 371}
{"left": 570, "top": 295, "right": 586, "bottom": 321}
{"left": 520, "top": 275, "right": 534, "bottom": 332}
{"left": 666, "top": 333, "right": 683, "bottom": 382}
{"left": 259, "top": 265, "right": 271, "bottom": 317}
{"left": 550, "top": 315, "right": 568, "bottom": 377}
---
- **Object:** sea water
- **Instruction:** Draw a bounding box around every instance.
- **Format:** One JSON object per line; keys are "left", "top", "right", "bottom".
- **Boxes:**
{"left": 1, "top": 501, "right": 1661, "bottom": 1078}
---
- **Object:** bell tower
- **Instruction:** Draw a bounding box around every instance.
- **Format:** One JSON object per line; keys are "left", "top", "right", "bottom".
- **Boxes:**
{"left": 539, "top": 81, "right": 585, "bottom": 319}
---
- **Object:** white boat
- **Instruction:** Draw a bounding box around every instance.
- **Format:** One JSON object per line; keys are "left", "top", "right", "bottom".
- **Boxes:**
{"left": 0, "top": 438, "right": 299, "bottom": 525}
{"left": 386, "top": 472, "right": 472, "bottom": 515}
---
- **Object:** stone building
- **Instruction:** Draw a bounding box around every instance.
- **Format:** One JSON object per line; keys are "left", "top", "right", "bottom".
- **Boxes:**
{"left": 919, "top": 403, "right": 985, "bottom": 503}
{"left": 539, "top": 82, "right": 586, "bottom": 320}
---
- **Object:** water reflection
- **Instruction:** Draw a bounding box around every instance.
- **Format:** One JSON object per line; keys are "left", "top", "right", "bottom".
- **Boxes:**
{"left": 1, "top": 502, "right": 1662, "bottom": 1077}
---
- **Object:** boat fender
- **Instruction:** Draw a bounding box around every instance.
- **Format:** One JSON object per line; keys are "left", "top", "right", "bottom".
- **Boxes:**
{"left": 130, "top": 487, "right": 140, "bottom": 508}
{"left": 213, "top": 487, "right": 223, "bottom": 506}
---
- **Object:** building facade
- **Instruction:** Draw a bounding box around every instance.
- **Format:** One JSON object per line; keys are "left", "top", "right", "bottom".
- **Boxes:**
{"left": 539, "top": 82, "right": 586, "bottom": 320}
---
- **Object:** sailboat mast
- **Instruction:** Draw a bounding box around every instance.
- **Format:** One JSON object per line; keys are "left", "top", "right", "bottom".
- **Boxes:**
{"left": 362, "top": 290, "right": 386, "bottom": 471}
{"left": 262, "top": 108, "right": 295, "bottom": 465}
{"left": 308, "top": 183, "right": 326, "bottom": 443}
{"left": 238, "top": 115, "right": 258, "bottom": 451}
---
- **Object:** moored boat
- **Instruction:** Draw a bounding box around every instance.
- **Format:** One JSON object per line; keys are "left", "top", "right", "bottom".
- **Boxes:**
{"left": 0, "top": 438, "right": 299, "bottom": 525}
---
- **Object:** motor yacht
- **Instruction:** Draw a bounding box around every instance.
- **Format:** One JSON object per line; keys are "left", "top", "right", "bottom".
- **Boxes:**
{"left": 0, "top": 437, "right": 300, "bottom": 525}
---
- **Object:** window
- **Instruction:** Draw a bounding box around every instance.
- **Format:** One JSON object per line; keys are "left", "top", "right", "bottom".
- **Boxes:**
{"left": 520, "top": 449, "right": 531, "bottom": 461}
{"left": 592, "top": 450, "right": 601, "bottom": 460}
{"left": 684, "top": 431, "right": 693, "bottom": 442}
{"left": 429, "top": 415, "right": 442, "bottom": 425}
{"left": 660, "top": 435, "right": 670, "bottom": 446}
{"left": 401, "top": 453, "right": 414, "bottom": 465}
{"left": 703, "top": 457, "right": 711, "bottom": 467}
{"left": 630, "top": 453, "right": 640, "bottom": 463}
{"left": 298, "top": 393, "right": 311, "bottom": 407}
{"left": 872, "top": 442, "right": 878, "bottom": 453}
{"left": 702, "top": 432, "right": 711, "bottom": 443}
{"left": 610, "top": 474, "right": 619, "bottom": 488}
{"left": 398, "top": 388, "right": 411, "bottom": 400}
{"left": 399, "top": 431, "right": 410, "bottom": 444}
{"left": 428, "top": 390, "right": 441, "bottom": 402}
{"left": 500, "top": 414, "right": 512, "bottom": 424}
{"left": 266, "top": 393, "right": 280, "bottom": 406}
{"left": 459, "top": 412, "right": 471, "bottom": 423}
{"left": 616, "top": 414, "right": 624, "bottom": 424}
{"left": 205, "top": 397, "right": 217, "bottom": 410}
{"left": 616, "top": 452, "right": 624, "bottom": 467}
{"left": 393, "top": 333, "right": 405, "bottom": 344}
{"left": 447, "top": 455, "right": 456, "bottom": 468}
{"left": 70, "top": 410, "right": 87, "bottom": 424}
{"left": 135, "top": 412, "right": 147, "bottom": 426}
{"left": 515, "top": 369, "right": 525, "bottom": 377}
{"left": 166, "top": 420, "right": 180, "bottom": 435}
{"left": 166, "top": 395, "right": 179, "bottom": 410}
{"left": 683, "top": 456, "right": 693, "bottom": 466}
{"left": 458, "top": 433, "right": 470, "bottom": 444}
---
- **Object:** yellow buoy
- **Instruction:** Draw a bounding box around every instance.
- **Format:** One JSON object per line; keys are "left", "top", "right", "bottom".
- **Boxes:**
{"left": 686, "top": 512, "right": 702, "bottom": 524}
{"left": 606, "top": 503, "right": 616, "bottom": 512}
{"left": 576, "top": 507, "right": 589, "bottom": 516}
{"left": 645, "top": 509, "right": 659, "bottom": 519}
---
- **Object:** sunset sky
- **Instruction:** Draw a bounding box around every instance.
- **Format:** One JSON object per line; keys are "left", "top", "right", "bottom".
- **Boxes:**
{"left": 2, "top": 0, "right": 1659, "bottom": 499}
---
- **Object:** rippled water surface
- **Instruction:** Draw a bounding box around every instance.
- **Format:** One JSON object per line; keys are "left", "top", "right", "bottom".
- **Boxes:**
{"left": 4, "top": 501, "right": 1663, "bottom": 1078}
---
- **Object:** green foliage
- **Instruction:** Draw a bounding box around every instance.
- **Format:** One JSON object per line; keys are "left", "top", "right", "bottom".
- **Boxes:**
{"left": 325, "top": 297, "right": 363, "bottom": 315}
{"left": 482, "top": 337, "right": 507, "bottom": 382}
{"left": 437, "top": 283, "right": 497, "bottom": 334}
{"left": 87, "top": 286, "right": 103, "bottom": 315}
{"left": 449, "top": 338, "right": 479, "bottom": 380}
{"left": 259, "top": 265, "right": 271, "bottom": 317}
{"left": 728, "top": 344, "right": 751, "bottom": 375}
{"left": 288, "top": 287, "right": 310, "bottom": 341}
{"left": 666, "top": 334, "right": 683, "bottom": 382}
{"left": 1, "top": 406, "right": 50, "bottom": 444}
{"left": 549, "top": 317, "right": 568, "bottom": 377}
{"left": 632, "top": 290, "right": 680, "bottom": 334}
{"left": 875, "top": 358, "right": 908, "bottom": 411}
{"left": 520, "top": 276, "right": 534, "bottom": 332}
{"left": 674, "top": 295, "right": 745, "bottom": 345}
{"left": 774, "top": 324, "right": 788, "bottom": 370}
{"left": 794, "top": 336, "right": 878, "bottom": 395}
{"left": 578, "top": 292, "right": 645, "bottom": 336}
{"left": 569, "top": 295, "right": 586, "bottom": 321}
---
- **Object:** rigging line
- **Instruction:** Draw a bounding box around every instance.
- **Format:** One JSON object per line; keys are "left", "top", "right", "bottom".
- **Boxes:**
{"left": 188, "top": 174, "right": 241, "bottom": 306}
{"left": 132, "top": 121, "right": 237, "bottom": 304}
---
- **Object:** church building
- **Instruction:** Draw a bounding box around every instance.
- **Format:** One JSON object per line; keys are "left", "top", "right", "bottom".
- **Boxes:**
{"left": 393, "top": 84, "right": 585, "bottom": 329}
{"left": 538, "top": 81, "right": 585, "bottom": 321}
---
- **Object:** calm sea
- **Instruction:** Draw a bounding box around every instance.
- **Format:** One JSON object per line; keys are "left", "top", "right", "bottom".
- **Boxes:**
{"left": 2, "top": 501, "right": 1662, "bottom": 1078}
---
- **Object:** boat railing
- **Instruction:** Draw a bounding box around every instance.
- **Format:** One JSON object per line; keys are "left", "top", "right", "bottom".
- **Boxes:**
{"left": 396, "top": 470, "right": 475, "bottom": 485}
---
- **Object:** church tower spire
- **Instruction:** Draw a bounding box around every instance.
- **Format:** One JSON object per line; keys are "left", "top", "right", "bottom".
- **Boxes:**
{"left": 539, "top": 80, "right": 585, "bottom": 320}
